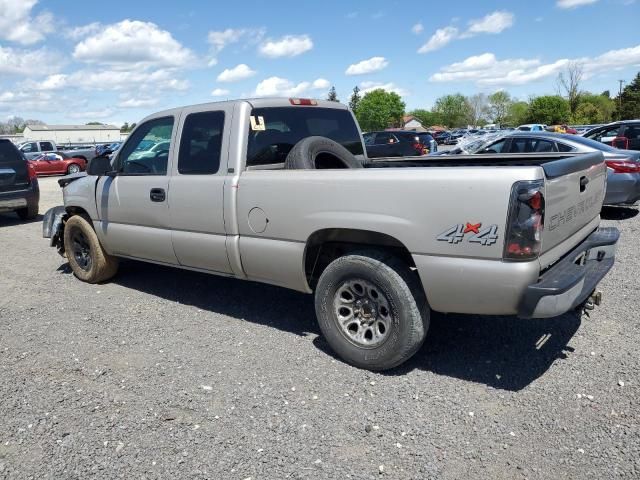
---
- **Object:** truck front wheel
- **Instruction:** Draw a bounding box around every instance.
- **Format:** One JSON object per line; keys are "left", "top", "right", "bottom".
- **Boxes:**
{"left": 314, "top": 251, "right": 429, "bottom": 371}
{"left": 63, "top": 215, "right": 118, "bottom": 283}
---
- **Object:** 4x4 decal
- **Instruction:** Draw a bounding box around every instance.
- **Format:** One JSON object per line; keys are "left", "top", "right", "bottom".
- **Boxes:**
{"left": 437, "top": 223, "right": 499, "bottom": 246}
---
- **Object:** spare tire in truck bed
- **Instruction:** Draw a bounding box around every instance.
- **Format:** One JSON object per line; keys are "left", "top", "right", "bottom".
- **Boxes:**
{"left": 284, "top": 136, "right": 362, "bottom": 169}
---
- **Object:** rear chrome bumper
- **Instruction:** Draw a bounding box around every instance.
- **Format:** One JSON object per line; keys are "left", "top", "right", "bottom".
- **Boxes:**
{"left": 0, "top": 180, "right": 39, "bottom": 212}
{"left": 518, "top": 227, "right": 619, "bottom": 318}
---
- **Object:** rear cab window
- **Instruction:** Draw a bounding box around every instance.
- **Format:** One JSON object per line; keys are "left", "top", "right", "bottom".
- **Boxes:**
{"left": 246, "top": 107, "right": 363, "bottom": 167}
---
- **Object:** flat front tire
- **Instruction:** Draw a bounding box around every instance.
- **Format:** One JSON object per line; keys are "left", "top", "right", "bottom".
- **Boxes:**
{"left": 63, "top": 215, "right": 118, "bottom": 283}
{"left": 315, "top": 251, "right": 429, "bottom": 371}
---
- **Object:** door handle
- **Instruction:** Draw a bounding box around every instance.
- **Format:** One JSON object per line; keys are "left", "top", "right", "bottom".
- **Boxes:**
{"left": 150, "top": 188, "right": 166, "bottom": 202}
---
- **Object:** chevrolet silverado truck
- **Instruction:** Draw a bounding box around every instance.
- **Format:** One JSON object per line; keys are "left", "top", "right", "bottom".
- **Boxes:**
{"left": 42, "top": 98, "right": 619, "bottom": 370}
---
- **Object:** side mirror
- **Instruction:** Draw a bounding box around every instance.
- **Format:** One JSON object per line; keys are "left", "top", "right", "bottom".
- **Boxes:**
{"left": 87, "top": 155, "right": 114, "bottom": 176}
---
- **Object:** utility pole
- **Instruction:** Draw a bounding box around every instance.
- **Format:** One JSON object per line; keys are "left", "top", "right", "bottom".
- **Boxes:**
{"left": 618, "top": 79, "right": 625, "bottom": 119}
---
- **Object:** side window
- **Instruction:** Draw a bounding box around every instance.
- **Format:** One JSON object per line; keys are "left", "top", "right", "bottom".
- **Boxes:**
{"left": 623, "top": 126, "right": 640, "bottom": 140}
{"left": 117, "top": 117, "right": 174, "bottom": 175}
{"left": 21, "top": 142, "right": 38, "bottom": 153}
{"left": 363, "top": 133, "right": 375, "bottom": 146}
{"left": 481, "top": 139, "right": 506, "bottom": 153}
{"left": 40, "top": 142, "right": 54, "bottom": 151}
{"left": 532, "top": 139, "right": 556, "bottom": 152}
{"left": 586, "top": 126, "right": 620, "bottom": 141}
{"left": 508, "top": 138, "right": 528, "bottom": 153}
{"left": 557, "top": 142, "right": 574, "bottom": 152}
{"left": 375, "top": 133, "right": 394, "bottom": 144}
{"left": 178, "top": 111, "right": 225, "bottom": 175}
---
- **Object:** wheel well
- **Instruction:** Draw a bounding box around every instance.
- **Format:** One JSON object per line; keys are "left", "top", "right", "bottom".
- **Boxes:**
{"left": 65, "top": 207, "right": 92, "bottom": 225}
{"left": 304, "top": 228, "right": 416, "bottom": 289}
{"left": 75, "top": 156, "right": 87, "bottom": 161}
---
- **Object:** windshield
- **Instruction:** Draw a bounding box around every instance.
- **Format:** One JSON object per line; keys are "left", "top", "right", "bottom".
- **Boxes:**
{"left": 247, "top": 107, "right": 363, "bottom": 166}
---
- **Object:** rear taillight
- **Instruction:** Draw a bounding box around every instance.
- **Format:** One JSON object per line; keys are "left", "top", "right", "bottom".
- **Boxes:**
{"left": 27, "top": 162, "right": 37, "bottom": 181}
{"left": 605, "top": 159, "right": 640, "bottom": 173}
{"left": 503, "top": 180, "right": 545, "bottom": 261}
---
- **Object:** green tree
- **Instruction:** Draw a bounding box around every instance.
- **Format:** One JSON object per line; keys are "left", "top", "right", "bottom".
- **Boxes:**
{"left": 573, "top": 93, "right": 615, "bottom": 123}
{"left": 506, "top": 101, "right": 529, "bottom": 126}
{"left": 408, "top": 109, "right": 442, "bottom": 127}
{"left": 615, "top": 72, "right": 640, "bottom": 120}
{"left": 121, "top": 122, "right": 130, "bottom": 132}
{"left": 527, "top": 96, "right": 570, "bottom": 124}
{"left": 355, "top": 89, "right": 405, "bottom": 131}
{"left": 86, "top": 122, "right": 104, "bottom": 125}
{"left": 327, "top": 86, "right": 338, "bottom": 102}
{"left": 487, "top": 91, "right": 512, "bottom": 125}
{"left": 433, "top": 93, "right": 470, "bottom": 128}
{"left": 348, "top": 86, "right": 361, "bottom": 114}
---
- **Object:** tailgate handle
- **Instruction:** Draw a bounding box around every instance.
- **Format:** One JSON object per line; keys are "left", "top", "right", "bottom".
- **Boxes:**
{"left": 579, "top": 176, "right": 589, "bottom": 192}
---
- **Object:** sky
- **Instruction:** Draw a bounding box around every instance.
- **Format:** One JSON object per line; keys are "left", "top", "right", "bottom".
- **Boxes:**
{"left": 1, "top": 0, "right": 639, "bottom": 127}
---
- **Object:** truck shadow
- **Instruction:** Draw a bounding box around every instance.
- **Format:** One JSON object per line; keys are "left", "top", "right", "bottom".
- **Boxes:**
{"left": 601, "top": 206, "right": 638, "bottom": 220}
{"left": 75, "top": 260, "right": 581, "bottom": 392}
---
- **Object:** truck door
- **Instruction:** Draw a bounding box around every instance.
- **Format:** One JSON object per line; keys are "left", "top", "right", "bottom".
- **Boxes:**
{"left": 168, "top": 105, "right": 232, "bottom": 274}
{"left": 94, "top": 115, "right": 178, "bottom": 265}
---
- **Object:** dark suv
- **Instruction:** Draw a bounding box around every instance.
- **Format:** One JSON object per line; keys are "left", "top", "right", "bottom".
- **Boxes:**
{"left": 0, "top": 139, "right": 39, "bottom": 220}
{"left": 583, "top": 120, "right": 640, "bottom": 150}
{"left": 363, "top": 131, "right": 434, "bottom": 158}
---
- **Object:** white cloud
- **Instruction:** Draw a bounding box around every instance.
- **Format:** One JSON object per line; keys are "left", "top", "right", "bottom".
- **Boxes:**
{"left": 33, "top": 74, "right": 68, "bottom": 90}
{"left": 211, "top": 88, "right": 231, "bottom": 97}
{"left": 0, "top": 0, "right": 53, "bottom": 45}
{"left": 557, "top": 0, "right": 599, "bottom": 8}
{"left": 418, "top": 11, "right": 514, "bottom": 53}
{"left": 73, "top": 20, "right": 195, "bottom": 69}
{"left": 116, "top": 98, "right": 159, "bottom": 108}
{"left": 466, "top": 11, "right": 514, "bottom": 34}
{"left": 360, "top": 81, "right": 408, "bottom": 96}
{"left": 429, "top": 44, "right": 640, "bottom": 86}
{"left": 258, "top": 35, "right": 313, "bottom": 58}
{"left": 64, "top": 22, "right": 102, "bottom": 40}
{"left": 418, "top": 26, "right": 459, "bottom": 53}
{"left": 0, "top": 45, "right": 62, "bottom": 76}
{"left": 312, "top": 78, "right": 330, "bottom": 89}
{"left": 216, "top": 64, "right": 256, "bottom": 82}
{"left": 345, "top": 56, "right": 389, "bottom": 75}
{"left": 207, "top": 28, "right": 265, "bottom": 53}
{"left": 411, "top": 23, "right": 424, "bottom": 34}
{"left": 253, "top": 76, "right": 328, "bottom": 97}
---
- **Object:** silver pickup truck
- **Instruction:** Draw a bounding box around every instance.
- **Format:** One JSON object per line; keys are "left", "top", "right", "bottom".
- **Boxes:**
{"left": 43, "top": 98, "right": 619, "bottom": 370}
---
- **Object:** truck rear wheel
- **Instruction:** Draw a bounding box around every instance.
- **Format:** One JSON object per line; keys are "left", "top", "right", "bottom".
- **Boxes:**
{"left": 16, "top": 202, "right": 38, "bottom": 220}
{"left": 314, "top": 251, "right": 429, "bottom": 370}
{"left": 64, "top": 215, "right": 118, "bottom": 283}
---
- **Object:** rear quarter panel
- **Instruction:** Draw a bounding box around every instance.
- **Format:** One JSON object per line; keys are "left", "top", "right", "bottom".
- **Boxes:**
{"left": 236, "top": 166, "right": 543, "bottom": 299}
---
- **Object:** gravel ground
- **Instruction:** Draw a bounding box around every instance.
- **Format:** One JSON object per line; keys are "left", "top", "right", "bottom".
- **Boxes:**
{"left": 0, "top": 176, "right": 638, "bottom": 479}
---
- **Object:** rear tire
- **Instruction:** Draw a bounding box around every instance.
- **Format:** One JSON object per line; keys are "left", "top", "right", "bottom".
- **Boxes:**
{"left": 67, "top": 163, "right": 81, "bottom": 174}
{"left": 314, "top": 250, "right": 429, "bottom": 370}
{"left": 16, "top": 202, "right": 38, "bottom": 220}
{"left": 64, "top": 215, "right": 118, "bottom": 283}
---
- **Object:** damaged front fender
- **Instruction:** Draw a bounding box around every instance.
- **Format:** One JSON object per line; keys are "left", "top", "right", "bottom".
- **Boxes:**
{"left": 42, "top": 206, "right": 68, "bottom": 256}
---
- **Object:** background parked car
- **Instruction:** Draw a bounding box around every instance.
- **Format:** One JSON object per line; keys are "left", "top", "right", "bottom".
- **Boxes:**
{"left": 28, "top": 152, "right": 87, "bottom": 176}
{"left": 363, "top": 131, "right": 431, "bottom": 158}
{"left": 95, "top": 142, "right": 122, "bottom": 157}
{"left": 517, "top": 124, "right": 547, "bottom": 132}
{"left": 441, "top": 131, "right": 640, "bottom": 206}
{"left": 0, "top": 139, "right": 39, "bottom": 220}
{"left": 583, "top": 120, "right": 640, "bottom": 150}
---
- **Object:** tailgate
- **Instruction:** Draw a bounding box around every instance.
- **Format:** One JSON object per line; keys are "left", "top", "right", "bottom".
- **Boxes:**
{"left": 541, "top": 151, "right": 606, "bottom": 257}
{"left": 0, "top": 141, "right": 29, "bottom": 193}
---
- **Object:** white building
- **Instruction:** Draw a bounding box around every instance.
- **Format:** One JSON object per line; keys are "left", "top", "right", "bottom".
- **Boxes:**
{"left": 23, "top": 124, "right": 121, "bottom": 145}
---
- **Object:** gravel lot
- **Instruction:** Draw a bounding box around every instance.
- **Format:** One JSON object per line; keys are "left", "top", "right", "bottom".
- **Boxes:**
{"left": 0, "top": 176, "right": 638, "bottom": 479}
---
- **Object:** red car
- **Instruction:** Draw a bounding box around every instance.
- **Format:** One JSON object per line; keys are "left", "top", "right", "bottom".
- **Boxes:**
{"left": 28, "top": 152, "right": 87, "bottom": 176}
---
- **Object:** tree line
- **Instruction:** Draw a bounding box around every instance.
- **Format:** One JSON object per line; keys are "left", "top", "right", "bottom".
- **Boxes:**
{"left": 326, "top": 68, "right": 640, "bottom": 131}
